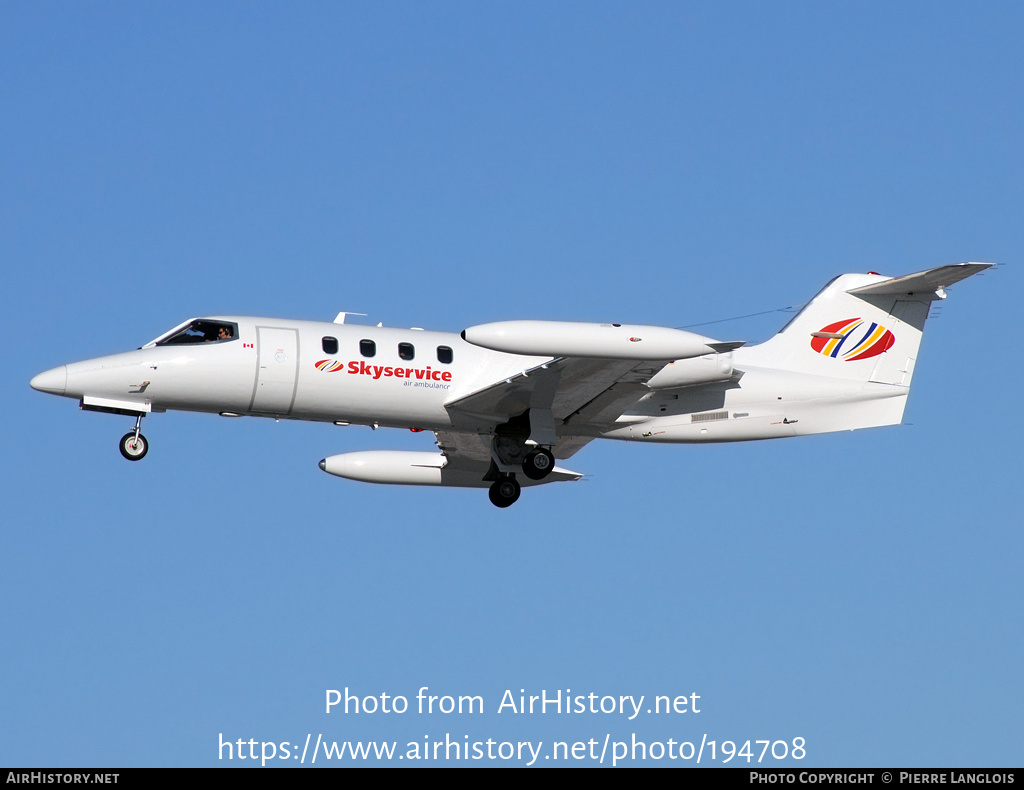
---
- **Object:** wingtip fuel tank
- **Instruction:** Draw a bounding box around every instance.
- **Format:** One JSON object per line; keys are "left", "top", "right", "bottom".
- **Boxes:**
{"left": 461, "top": 320, "right": 724, "bottom": 361}
{"left": 320, "top": 451, "right": 446, "bottom": 485}
{"left": 319, "top": 451, "right": 583, "bottom": 488}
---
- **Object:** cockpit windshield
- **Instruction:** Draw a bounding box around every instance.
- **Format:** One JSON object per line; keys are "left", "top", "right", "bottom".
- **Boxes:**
{"left": 154, "top": 320, "right": 238, "bottom": 346}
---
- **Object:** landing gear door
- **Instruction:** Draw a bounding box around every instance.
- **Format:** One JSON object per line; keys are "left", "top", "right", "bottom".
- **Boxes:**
{"left": 251, "top": 327, "right": 299, "bottom": 415}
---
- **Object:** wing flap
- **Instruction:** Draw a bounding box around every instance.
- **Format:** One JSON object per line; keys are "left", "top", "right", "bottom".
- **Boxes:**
{"left": 444, "top": 356, "right": 664, "bottom": 431}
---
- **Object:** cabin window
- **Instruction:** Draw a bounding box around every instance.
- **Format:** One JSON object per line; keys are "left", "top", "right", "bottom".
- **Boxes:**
{"left": 437, "top": 345, "right": 453, "bottom": 364}
{"left": 398, "top": 342, "right": 415, "bottom": 361}
{"left": 155, "top": 320, "right": 237, "bottom": 346}
{"left": 322, "top": 336, "right": 338, "bottom": 354}
{"left": 360, "top": 339, "right": 376, "bottom": 357}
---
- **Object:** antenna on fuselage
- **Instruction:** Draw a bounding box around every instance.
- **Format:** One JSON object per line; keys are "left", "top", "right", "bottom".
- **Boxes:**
{"left": 333, "top": 312, "right": 367, "bottom": 324}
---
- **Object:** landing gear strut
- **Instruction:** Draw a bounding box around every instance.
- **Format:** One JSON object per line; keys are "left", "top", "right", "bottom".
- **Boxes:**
{"left": 119, "top": 414, "right": 149, "bottom": 461}
{"left": 488, "top": 474, "right": 521, "bottom": 508}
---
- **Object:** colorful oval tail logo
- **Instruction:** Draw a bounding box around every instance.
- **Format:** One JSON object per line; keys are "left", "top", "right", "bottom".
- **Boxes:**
{"left": 811, "top": 319, "right": 895, "bottom": 361}
{"left": 314, "top": 359, "right": 345, "bottom": 372}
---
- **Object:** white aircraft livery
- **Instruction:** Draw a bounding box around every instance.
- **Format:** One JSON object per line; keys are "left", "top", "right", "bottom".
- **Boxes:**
{"left": 31, "top": 263, "right": 990, "bottom": 507}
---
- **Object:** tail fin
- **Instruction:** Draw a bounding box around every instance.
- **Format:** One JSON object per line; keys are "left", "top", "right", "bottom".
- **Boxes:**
{"left": 744, "top": 263, "right": 992, "bottom": 387}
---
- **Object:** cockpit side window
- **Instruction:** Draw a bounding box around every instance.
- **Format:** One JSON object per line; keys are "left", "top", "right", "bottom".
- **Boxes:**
{"left": 155, "top": 320, "right": 238, "bottom": 346}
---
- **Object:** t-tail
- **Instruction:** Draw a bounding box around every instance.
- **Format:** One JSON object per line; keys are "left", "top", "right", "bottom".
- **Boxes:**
{"left": 732, "top": 262, "right": 993, "bottom": 434}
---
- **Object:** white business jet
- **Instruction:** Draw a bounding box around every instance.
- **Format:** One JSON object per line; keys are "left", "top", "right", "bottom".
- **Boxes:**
{"left": 31, "top": 263, "right": 989, "bottom": 507}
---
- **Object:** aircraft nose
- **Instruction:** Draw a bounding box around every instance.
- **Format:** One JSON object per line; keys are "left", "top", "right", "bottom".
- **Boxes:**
{"left": 30, "top": 365, "right": 67, "bottom": 396}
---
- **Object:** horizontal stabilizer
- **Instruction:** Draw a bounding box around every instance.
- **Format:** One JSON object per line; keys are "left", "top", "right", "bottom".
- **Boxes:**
{"left": 847, "top": 262, "right": 993, "bottom": 300}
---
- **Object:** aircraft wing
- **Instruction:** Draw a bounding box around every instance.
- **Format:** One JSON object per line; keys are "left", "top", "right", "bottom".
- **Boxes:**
{"left": 443, "top": 355, "right": 664, "bottom": 453}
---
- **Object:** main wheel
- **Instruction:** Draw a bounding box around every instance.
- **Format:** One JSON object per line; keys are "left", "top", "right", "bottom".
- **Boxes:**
{"left": 488, "top": 476, "right": 521, "bottom": 508}
{"left": 119, "top": 432, "right": 149, "bottom": 461}
{"left": 522, "top": 448, "right": 554, "bottom": 480}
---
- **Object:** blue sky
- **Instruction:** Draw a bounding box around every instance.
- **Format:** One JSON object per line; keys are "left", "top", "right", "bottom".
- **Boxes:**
{"left": 2, "top": 2, "right": 1021, "bottom": 767}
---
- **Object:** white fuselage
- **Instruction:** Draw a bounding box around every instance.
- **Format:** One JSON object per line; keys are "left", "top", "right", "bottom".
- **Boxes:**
{"left": 40, "top": 318, "right": 545, "bottom": 430}
{"left": 34, "top": 314, "right": 908, "bottom": 444}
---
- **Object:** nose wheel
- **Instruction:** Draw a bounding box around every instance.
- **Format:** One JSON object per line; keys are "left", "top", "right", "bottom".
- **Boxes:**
{"left": 118, "top": 414, "right": 149, "bottom": 461}
{"left": 488, "top": 475, "right": 521, "bottom": 508}
{"left": 119, "top": 432, "right": 148, "bottom": 460}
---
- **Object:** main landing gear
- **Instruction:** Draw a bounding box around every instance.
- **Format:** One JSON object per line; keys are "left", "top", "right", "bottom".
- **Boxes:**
{"left": 118, "top": 414, "right": 149, "bottom": 461}
{"left": 488, "top": 475, "right": 521, "bottom": 508}
{"left": 486, "top": 431, "right": 557, "bottom": 507}
{"left": 522, "top": 447, "right": 554, "bottom": 480}
{"left": 486, "top": 449, "right": 553, "bottom": 507}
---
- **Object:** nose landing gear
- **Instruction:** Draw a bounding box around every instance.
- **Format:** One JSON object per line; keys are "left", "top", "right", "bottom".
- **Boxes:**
{"left": 118, "top": 414, "right": 149, "bottom": 461}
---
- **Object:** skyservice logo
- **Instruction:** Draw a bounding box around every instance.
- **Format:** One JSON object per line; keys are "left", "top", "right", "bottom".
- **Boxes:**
{"left": 314, "top": 359, "right": 453, "bottom": 382}
{"left": 811, "top": 318, "right": 895, "bottom": 361}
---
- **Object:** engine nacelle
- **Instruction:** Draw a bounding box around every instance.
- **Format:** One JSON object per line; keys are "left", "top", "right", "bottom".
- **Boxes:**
{"left": 319, "top": 451, "right": 445, "bottom": 485}
{"left": 645, "top": 352, "right": 735, "bottom": 389}
{"left": 461, "top": 320, "right": 723, "bottom": 361}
